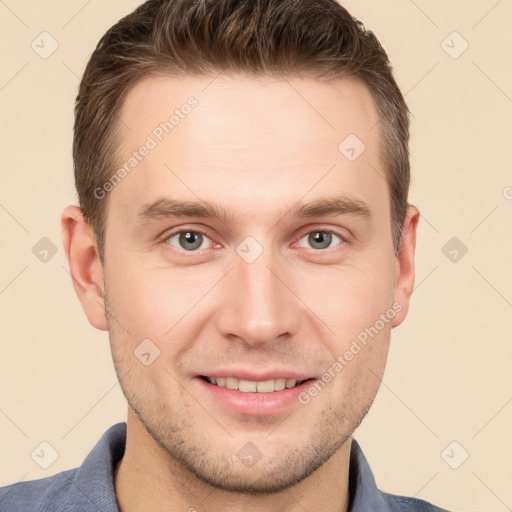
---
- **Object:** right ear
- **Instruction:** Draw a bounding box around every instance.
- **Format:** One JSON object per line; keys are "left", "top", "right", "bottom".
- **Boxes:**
{"left": 61, "top": 205, "right": 108, "bottom": 331}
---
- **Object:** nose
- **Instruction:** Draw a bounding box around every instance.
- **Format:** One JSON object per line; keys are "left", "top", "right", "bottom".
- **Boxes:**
{"left": 215, "top": 245, "right": 301, "bottom": 348}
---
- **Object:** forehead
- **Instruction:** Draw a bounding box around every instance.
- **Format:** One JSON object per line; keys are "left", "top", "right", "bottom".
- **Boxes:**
{"left": 118, "top": 73, "right": 379, "bottom": 155}
{"left": 109, "top": 73, "right": 386, "bottom": 225}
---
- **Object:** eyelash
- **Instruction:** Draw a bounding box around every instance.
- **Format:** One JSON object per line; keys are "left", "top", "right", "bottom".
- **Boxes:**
{"left": 162, "top": 226, "right": 347, "bottom": 255}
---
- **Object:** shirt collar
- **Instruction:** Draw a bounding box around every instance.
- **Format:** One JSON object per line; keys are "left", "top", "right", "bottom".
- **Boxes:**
{"left": 348, "top": 438, "right": 394, "bottom": 510}
{"left": 71, "top": 422, "right": 126, "bottom": 511}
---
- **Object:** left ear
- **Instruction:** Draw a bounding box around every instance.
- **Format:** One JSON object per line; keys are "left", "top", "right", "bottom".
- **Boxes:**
{"left": 391, "top": 204, "right": 420, "bottom": 327}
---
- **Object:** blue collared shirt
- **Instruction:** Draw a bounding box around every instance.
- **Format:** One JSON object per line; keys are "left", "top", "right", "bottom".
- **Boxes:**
{"left": 0, "top": 422, "right": 449, "bottom": 511}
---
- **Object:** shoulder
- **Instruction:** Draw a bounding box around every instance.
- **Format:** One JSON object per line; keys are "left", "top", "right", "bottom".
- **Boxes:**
{"left": 381, "top": 491, "right": 451, "bottom": 512}
{"left": 0, "top": 469, "right": 84, "bottom": 512}
{"left": 349, "top": 439, "right": 451, "bottom": 512}
{"left": 0, "top": 422, "right": 126, "bottom": 512}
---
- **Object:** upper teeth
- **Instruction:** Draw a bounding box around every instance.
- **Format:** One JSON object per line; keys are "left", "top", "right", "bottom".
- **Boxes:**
{"left": 206, "top": 377, "right": 303, "bottom": 393}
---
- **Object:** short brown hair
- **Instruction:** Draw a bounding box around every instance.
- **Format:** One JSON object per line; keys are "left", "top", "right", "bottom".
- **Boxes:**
{"left": 74, "top": 0, "right": 410, "bottom": 260}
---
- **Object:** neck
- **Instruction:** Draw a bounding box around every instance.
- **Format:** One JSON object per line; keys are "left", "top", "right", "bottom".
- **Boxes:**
{"left": 114, "top": 408, "right": 351, "bottom": 512}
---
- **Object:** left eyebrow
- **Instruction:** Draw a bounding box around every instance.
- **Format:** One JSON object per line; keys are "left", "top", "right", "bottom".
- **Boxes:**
{"left": 287, "top": 196, "right": 371, "bottom": 220}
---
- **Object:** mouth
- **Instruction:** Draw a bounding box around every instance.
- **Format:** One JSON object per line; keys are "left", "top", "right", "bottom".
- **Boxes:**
{"left": 199, "top": 375, "right": 312, "bottom": 393}
{"left": 195, "top": 374, "right": 316, "bottom": 415}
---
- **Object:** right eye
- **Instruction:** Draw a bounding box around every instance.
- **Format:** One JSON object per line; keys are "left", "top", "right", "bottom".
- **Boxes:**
{"left": 164, "top": 230, "right": 214, "bottom": 252}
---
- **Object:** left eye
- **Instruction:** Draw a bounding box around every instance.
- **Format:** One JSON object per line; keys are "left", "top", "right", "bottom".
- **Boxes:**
{"left": 165, "top": 231, "right": 212, "bottom": 251}
{"left": 297, "top": 230, "right": 343, "bottom": 250}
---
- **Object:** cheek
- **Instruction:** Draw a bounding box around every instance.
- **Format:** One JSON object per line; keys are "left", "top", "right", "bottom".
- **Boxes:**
{"left": 324, "top": 323, "right": 391, "bottom": 410}
{"left": 296, "top": 260, "right": 395, "bottom": 339}
{"left": 104, "top": 256, "right": 202, "bottom": 339}
{"left": 104, "top": 257, "right": 222, "bottom": 377}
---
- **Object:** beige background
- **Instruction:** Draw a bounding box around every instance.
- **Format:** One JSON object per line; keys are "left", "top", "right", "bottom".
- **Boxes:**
{"left": 1, "top": 1, "right": 511, "bottom": 511}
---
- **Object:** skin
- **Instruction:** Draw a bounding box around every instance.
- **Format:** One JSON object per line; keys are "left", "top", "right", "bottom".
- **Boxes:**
{"left": 62, "top": 74, "right": 419, "bottom": 512}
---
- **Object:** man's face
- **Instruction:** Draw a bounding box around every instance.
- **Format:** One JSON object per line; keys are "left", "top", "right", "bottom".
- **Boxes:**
{"left": 97, "top": 74, "right": 411, "bottom": 492}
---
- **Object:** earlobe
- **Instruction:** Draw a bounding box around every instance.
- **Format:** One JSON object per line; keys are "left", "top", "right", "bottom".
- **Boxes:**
{"left": 61, "top": 205, "right": 108, "bottom": 331}
{"left": 392, "top": 205, "right": 420, "bottom": 328}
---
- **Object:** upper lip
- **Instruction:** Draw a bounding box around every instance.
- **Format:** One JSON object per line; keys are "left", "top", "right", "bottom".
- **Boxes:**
{"left": 198, "top": 370, "right": 314, "bottom": 381}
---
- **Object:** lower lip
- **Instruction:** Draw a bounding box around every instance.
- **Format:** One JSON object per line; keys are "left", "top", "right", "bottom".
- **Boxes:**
{"left": 195, "top": 377, "right": 314, "bottom": 416}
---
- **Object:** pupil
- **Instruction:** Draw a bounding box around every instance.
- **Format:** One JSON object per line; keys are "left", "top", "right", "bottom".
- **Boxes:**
{"left": 310, "top": 231, "right": 331, "bottom": 249}
{"left": 180, "top": 231, "right": 202, "bottom": 250}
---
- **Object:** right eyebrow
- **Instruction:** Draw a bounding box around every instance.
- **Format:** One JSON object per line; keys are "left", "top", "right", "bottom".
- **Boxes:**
{"left": 136, "top": 198, "right": 235, "bottom": 225}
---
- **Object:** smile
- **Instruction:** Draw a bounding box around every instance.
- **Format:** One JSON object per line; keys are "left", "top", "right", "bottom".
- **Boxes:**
{"left": 201, "top": 376, "right": 307, "bottom": 393}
